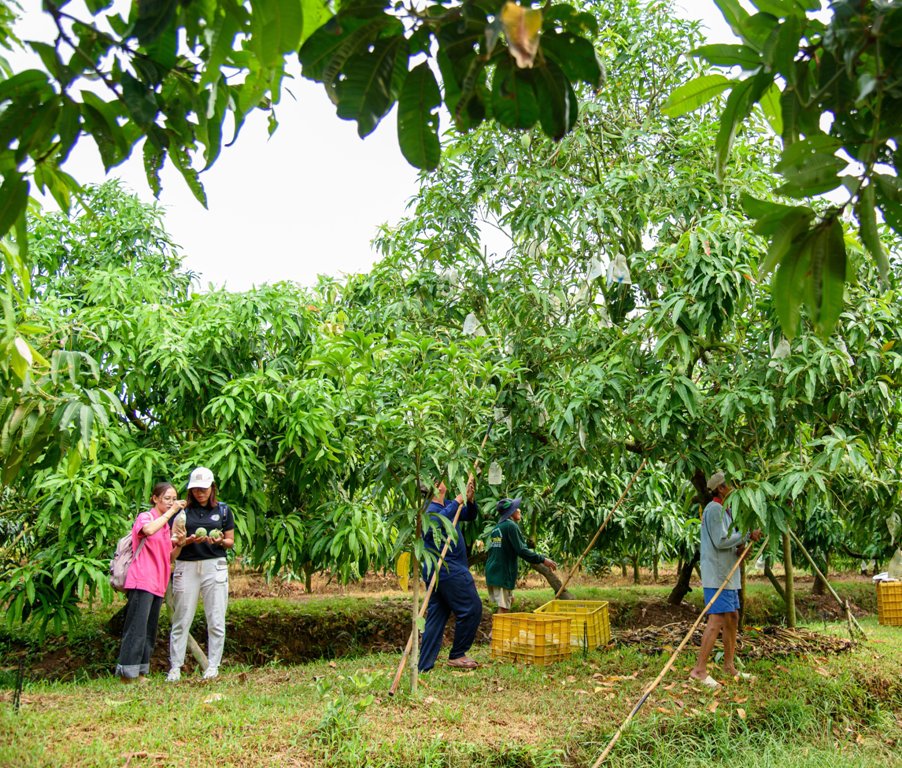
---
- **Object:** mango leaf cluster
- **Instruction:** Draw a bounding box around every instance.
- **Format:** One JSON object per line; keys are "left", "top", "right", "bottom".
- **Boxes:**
{"left": 663, "top": 0, "right": 902, "bottom": 339}
{"left": 298, "top": 0, "right": 602, "bottom": 169}
{"left": 0, "top": 0, "right": 601, "bottom": 258}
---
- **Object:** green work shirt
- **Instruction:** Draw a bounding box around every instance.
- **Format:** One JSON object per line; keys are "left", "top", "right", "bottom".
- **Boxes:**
{"left": 484, "top": 518, "right": 545, "bottom": 590}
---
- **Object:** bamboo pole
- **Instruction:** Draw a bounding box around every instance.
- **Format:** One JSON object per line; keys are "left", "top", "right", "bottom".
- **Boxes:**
{"left": 788, "top": 529, "right": 866, "bottom": 639}
{"left": 590, "top": 537, "right": 769, "bottom": 768}
{"left": 388, "top": 426, "right": 494, "bottom": 697}
{"left": 554, "top": 460, "right": 647, "bottom": 598}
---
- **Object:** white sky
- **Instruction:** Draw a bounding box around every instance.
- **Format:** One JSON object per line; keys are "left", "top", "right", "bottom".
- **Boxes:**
{"left": 17, "top": 1, "right": 734, "bottom": 291}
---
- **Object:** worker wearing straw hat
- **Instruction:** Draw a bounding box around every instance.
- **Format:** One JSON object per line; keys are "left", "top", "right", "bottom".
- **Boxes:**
{"left": 418, "top": 474, "right": 482, "bottom": 672}
{"left": 689, "top": 471, "right": 761, "bottom": 689}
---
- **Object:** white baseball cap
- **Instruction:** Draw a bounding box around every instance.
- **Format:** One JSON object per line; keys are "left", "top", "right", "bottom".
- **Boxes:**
{"left": 187, "top": 466, "right": 215, "bottom": 489}
{"left": 706, "top": 471, "right": 726, "bottom": 491}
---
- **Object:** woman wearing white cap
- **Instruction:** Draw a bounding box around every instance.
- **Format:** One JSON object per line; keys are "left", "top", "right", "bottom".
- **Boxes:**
{"left": 167, "top": 466, "right": 235, "bottom": 682}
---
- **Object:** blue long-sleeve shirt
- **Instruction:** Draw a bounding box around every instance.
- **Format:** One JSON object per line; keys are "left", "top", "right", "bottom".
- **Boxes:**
{"left": 422, "top": 498, "right": 479, "bottom": 581}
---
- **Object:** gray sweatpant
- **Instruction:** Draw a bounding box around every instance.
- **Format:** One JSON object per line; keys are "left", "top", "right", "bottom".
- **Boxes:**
{"left": 169, "top": 558, "right": 229, "bottom": 673}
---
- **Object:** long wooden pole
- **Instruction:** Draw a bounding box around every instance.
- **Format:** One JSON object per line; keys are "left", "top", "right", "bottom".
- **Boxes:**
{"left": 554, "top": 460, "right": 647, "bottom": 598}
{"left": 788, "top": 528, "right": 866, "bottom": 639}
{"left": 590, "top": 537, "right": 769, "bottom": 768}
{"left": 388, "top": 425, "right": 494, "bottom": 696}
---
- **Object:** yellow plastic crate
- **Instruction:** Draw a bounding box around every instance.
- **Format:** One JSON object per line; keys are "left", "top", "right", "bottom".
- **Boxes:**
{"left": 491, "top": 612, "right": 572, "bottom": 665}
{"left": 534, "top": 599, "right": 612, "bottom": 649}
{"left": 876, "top": 581, "right": 902, "bottom": 626}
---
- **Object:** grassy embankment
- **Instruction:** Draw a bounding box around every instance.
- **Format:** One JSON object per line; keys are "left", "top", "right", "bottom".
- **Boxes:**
{"left": 1, "top": 581, "right": 899, "bottom": 767}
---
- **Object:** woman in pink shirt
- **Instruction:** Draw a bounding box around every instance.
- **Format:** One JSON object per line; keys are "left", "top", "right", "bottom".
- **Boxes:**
{"left": 115, "top": 482, "right": 186, "bottom": 682}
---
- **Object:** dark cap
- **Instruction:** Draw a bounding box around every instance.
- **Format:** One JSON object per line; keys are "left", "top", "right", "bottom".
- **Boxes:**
{"left": 496, "top": 497, "right": 522, "bottom": 523}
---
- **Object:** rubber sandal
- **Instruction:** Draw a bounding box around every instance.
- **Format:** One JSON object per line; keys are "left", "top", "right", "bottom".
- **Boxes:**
{"left": 690, "top": 674, "right": 722, "bottom": 689}
{"left": 732, "top": 672, "right": 754, "bottom": 681}
{"left": 447, "top": 657, "right": 478, "bottom": 669}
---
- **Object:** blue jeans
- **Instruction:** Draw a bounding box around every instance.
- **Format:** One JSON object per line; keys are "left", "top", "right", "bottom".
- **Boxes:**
{"left": 418, "top": 572, "right": 482, "bottom": 672}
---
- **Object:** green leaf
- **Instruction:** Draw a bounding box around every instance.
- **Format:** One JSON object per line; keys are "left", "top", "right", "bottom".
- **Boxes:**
{"left": 856, "top": 184, "right": 890, "bottom": 284}
{"left": 758, "top": 82, "right": 783, "bottom": 135}
{"left": 774, "top": 135, "right": 845, "bottom": 196}
{"left": 0, "top": 173, "right": 28, "bottom": 240}
{"left": 120, "top": 72, "right": 159, "bottom": 127}
{"left": 772, "top": 231, "right": 811, "bottom": 338}
{"left": 532, "top": 59, "right": 577, "bottom": 139}
{"left": 540, "top": 32, "right": 602, "bottom": 87}
{"left": 335, "top": 34, "right": 409, "bottom": 138}
{"left": 749, "top": 0, "right": 806, "bottom": 18}
{"left": 765, "top": 15, "right": 803, "bottom": 77}
{"left": 397, "top": 62, "right": 441, "bottom": 171}
{"left": 491, "top": 60, "right": 539, "bottom": 131}
{"left": 740, "top": 12, "right": 780, "bottom": 51}
{"left": 300, "top": 15, "right": 399, "bottom": 103}
{"left": 199, "top": 7, "right": 243, "bottom": 87}
{"left": 130, "top": 0, "right": 179, "bottom": 45}
{"left": 301, "top": 0, "right": 332, "bottom": 44}
{"left": 740, "top": 193, "right": 796, "bottom": 220}
{"left": 714, "top": 0, "right": 753, "bottom": 39}
{"left": 874, "top": 173, "right": 902, "bottom": 236}
{"left": 143, "top": 138, "right": 165, "bottom": 197}
{"left": 170, "top": 147, "right": 207, "bottom": 207}
{"left": 759, "top": 207, "right": 813, "bottom": 276}
{"left": 715, "top": 72, "right": 773, "bottom": 181}
{"left": 661, "top": 74, "right": 732, "bottom": 118}
{"left": 807, "top": 218, "right": 847, "bottom": 338}
{"left": 691, "top": 44, "right": 761, "bottom": 69}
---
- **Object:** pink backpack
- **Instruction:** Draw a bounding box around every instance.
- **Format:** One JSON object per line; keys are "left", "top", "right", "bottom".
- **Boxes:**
{"left": 109, "top": 532, "right": 146, "bottom": 592}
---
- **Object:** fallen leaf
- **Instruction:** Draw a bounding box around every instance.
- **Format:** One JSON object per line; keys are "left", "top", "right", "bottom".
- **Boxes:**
{"left": 708, "top": 701, "right": 719, "bottom": 713}
{"left": 328, "top": 662, "right": 337, "bottom": 669}
{"left": 424, "top": 696, "right": 438, "bottom": 705}
{"left": 737, "top": 708, "right": 747, "bottom": 720}
{"left": 204, "top": 693, "right": 225, "bottom": 704}
{"left": 656, "top": 707, "right": 670, "bottom": 714}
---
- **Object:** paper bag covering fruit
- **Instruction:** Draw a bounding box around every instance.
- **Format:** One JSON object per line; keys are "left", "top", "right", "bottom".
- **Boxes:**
{"left": 171, "top": 509, "right": 187, "bottom": 542}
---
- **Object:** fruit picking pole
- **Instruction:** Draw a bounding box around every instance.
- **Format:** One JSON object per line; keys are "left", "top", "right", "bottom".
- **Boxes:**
{"left": 554, "top": 460, "right": 647, "bottom": 598}
{"left": 788, "top": 528, "right": 866, "bottom": 639}
{"left": 590, "top": 537, "right": 769, "bottom": 768}
{"left": 387, "top": 423, "right": 494, "bottom": 697}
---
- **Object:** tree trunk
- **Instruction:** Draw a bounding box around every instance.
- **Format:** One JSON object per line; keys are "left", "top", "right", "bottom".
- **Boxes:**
{"left": 783, "top": 530, "right": 796, "bottom": 628}
{"left": 668, "top": 550, "right": 699, "bottom": 605}
{"left": 620, "top": 561, "right": 627, "bottom": 578}
{"left": 812, "top": 550, "right": 829, "bottom": 596}
{"left": 631, "top": 555, "right": 640, "bottom": 585}
{"left": 652, "top": 554, "right": 659, "bottom": 582}
{"left": 303, "top": 562, "right": 314, "bottom": 594}
{"left": 411, "top": 511, "right": 422, "bottom": 695}
{"left": 528, "top": 561, "right": 574, "bottom": 599}
{"left": 764, "top": 562, "right": 786, "bottom": 603}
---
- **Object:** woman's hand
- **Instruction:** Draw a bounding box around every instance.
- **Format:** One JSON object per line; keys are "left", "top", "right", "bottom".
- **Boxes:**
{"left": 543, "top": 558, "right": 558, "bottom": 571}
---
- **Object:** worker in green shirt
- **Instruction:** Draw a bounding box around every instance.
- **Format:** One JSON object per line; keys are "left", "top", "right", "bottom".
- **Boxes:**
{"left": 485, "top": 497, "right": 557, "bottom": 612}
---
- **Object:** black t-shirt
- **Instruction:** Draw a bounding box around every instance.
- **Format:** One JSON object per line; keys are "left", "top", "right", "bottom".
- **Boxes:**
{"left": 170, "top": 502, "right": 235, "bottom": 561}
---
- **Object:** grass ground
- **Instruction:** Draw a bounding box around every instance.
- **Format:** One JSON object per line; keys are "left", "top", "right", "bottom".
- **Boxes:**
{"left": 0, "top": 586, "right": 899, "bottom": 767}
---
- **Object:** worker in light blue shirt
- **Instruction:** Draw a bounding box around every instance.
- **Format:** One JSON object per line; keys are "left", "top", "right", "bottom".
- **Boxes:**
{"left": 689, "top": 471, "right": 761, "bottom": 689}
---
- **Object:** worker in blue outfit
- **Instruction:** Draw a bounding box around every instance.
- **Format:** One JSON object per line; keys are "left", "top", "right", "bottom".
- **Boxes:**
{"left": 418, "top": 473, "right": 482, "bottom": 672}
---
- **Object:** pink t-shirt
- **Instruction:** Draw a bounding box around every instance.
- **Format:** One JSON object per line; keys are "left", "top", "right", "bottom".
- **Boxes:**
{"left": 124, "top": 510, "right": 173, "bottom": 597}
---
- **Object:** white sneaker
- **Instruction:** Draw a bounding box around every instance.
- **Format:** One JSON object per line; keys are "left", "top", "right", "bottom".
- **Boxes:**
{"left": 202, "top": 667, "right": 219, "bottom": 680}
{"left": 166, "top": 668, "right": 181, "bottom": 682}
